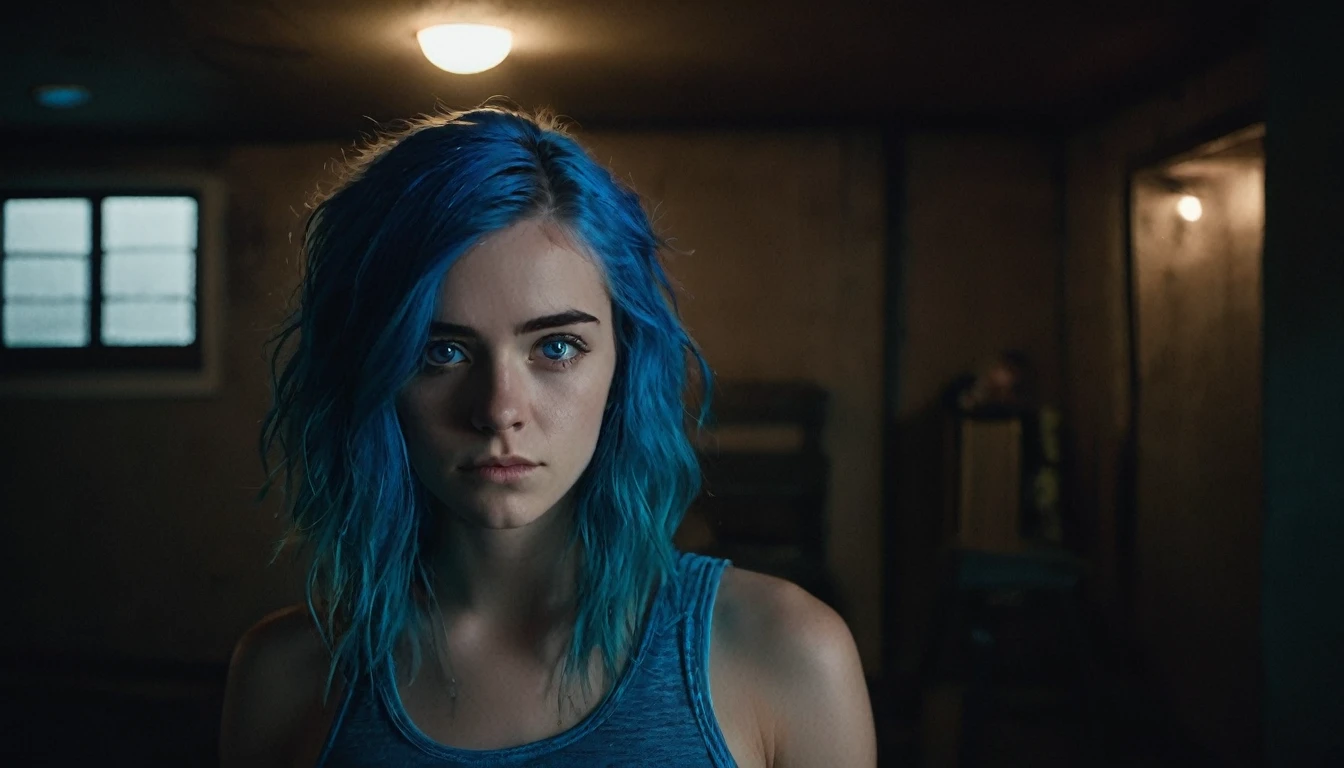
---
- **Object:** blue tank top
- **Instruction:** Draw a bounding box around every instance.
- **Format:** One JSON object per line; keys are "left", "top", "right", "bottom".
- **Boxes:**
{"left": 315, "top": 552, "right": 738, "bottom": 767}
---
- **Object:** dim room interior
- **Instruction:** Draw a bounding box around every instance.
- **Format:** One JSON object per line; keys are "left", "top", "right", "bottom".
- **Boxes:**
{"left": 1, "top": 1, "right": 1341, "bottom": 766}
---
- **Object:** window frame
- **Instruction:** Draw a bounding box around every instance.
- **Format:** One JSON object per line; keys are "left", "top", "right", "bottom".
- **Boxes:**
{"left": 0, "top": 171, "right": 225, "bottom": 398}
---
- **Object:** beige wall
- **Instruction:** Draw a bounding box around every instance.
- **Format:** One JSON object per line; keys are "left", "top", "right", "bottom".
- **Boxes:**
{"left": 891, "top": 133, "right": 1063, "bottom": 671}
{"left": 0, "top": 131, "right": 889, "bottom": 671}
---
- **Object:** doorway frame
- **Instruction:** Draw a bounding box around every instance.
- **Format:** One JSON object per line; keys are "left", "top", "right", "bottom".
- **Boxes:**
{"left": 1118, "top": 106, "right": 1265, "bottom": 644}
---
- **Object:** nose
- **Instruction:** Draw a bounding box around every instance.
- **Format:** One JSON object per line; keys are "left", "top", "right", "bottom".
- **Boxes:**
{"left": 469, "top": 355, "right": 527, "bottom": 435}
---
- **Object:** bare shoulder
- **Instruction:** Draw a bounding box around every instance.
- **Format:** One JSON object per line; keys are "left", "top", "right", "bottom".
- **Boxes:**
{"left": 220, "top": 604, "right": 340, "bottom": 768}
{"left": 230, "top": 604, "right": 329, "bottom": 671}
{"left": 712, "top": 567, "right": 877, "bottom": 768}
{"left": 714, "top": 567, "right": 855, "bottom": 661}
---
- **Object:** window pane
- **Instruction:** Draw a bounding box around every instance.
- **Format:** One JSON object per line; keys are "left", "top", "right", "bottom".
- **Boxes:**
{"left": 102, "top": 300, "right": 195, "bottom": 346}
{"left": 102, "top": 197, "right": 198, "bottom": 250}
{"left": 3, "top": 301, "right": 89, "bottom": 347}
{"left": 3, "top": 198, "right": 92, "bottom": 255}
{"left": 4, "top": 255, "right": 90, "bottom": 299}
{"left": 103, "top": 250, "right": 195, "bottom": 299}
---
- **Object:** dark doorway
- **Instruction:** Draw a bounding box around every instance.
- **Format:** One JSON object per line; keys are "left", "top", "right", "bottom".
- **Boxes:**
{"left": 1125, "top": 123, "right": 1265, "bottom": 765}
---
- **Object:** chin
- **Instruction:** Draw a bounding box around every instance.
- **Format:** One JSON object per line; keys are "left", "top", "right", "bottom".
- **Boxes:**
{"left": 477, "top": 506, "right": 548, "bottom": 530}
{"left": 448, "top": 492, "right": 562, "bottom": 531}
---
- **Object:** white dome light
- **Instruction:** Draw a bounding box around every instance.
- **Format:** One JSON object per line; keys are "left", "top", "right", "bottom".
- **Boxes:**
{"left": 417, "top": 24, "right": 513, "bottom": 75}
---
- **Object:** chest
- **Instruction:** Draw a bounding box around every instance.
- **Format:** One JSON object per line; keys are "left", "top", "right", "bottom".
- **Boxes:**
{"left": 396, "top": 648, "right": 603, "bottom": 751}
{"left": 390, "top": 639, "right": 767, "bottom": 767}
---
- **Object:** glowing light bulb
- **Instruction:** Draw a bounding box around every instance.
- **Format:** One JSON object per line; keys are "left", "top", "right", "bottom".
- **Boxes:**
{"left": 1177, "top": 195, "right": 1203, "bottom": 222}
{"left": 417, "top": 24, "right": 512, "bottom": 74}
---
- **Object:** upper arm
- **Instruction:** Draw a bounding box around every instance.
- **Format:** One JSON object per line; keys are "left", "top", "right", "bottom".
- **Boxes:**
{"left": 219, "top": 605, "right": 338, "bottom": 768}
{"left": 717, "top": 570, "right": 877, "bottom": 768}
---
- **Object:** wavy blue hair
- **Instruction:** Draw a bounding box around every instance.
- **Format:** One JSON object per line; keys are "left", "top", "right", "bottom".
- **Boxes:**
{"left": 259, "top": 107, "right": 712, "bottom": 704}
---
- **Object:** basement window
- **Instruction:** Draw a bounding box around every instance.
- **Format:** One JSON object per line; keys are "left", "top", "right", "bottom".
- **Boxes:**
{"left": 0, "top": 175, "right": 224, "bottom": 397}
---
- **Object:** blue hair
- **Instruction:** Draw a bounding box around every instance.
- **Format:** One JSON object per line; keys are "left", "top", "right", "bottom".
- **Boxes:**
{"left": 259, "top": 107, "right": 712, "bottom": 706}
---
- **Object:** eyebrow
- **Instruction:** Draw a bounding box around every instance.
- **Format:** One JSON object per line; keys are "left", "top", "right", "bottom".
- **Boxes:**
{"left": 429, "top": 309, "right": 601, "bottom": 338}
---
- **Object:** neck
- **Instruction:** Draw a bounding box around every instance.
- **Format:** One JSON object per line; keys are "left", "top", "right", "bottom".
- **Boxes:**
{"left": 429, "top": 501, "right": 580, "bottom": 635}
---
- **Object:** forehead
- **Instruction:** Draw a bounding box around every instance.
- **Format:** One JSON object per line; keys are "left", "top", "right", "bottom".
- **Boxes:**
{"left": 434, "top": 219, "right": 610, "bottom": 324}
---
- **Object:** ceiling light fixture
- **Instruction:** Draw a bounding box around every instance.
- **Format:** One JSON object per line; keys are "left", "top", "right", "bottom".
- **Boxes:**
{"left": 33, "top": 84, "right": 92, "bottom": 109}
{"left": 417, "top": 24, "right": 513, "bottom": 74}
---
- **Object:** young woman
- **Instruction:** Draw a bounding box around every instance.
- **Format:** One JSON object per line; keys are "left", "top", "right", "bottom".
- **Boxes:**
{"left": 220, "top": 107, "right": 876, "bottom": 767}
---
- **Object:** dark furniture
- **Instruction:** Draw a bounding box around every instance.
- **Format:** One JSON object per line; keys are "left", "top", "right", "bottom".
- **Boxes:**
{"left": 917, "top": 409, "right": 1095, "bottom": 767}
{"left": 677, "top": 379, "right": 839, "bottom": 609}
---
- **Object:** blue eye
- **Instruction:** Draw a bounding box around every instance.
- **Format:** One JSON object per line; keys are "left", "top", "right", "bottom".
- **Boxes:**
{"left": 424, "top": 340, "right": 465, "bottom": 367}
{"left": 540, "top": 338, "right": 577, "bottom": 362}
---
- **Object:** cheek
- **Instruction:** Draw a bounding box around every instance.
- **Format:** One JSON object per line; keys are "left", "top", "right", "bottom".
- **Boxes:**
{"left": 396, "top": 384, "right": 454, "bottom": 468}
{"left": 538, "top": 384, "right": 603, "bottom": 444}
{"left": 564, "top": 359, "right": 615, "bottom": 431}
{"left": 534, "top": 365, "right": 613, "bottom": 461}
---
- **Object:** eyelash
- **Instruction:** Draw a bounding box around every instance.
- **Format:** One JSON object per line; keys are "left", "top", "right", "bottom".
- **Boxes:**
{"left": 420, "top": 334, "right": 590, "bottom": 372}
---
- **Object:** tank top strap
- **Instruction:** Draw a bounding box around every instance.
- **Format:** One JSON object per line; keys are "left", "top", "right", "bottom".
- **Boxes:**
{"left": 676, "top": 551, "right": 736, "bottom": 768}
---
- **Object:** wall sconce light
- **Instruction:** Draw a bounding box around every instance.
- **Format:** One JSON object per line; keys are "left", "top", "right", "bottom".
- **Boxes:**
{"left": 1177, "top": 194, "right": 1203, "bottom": 222}
{"left": 417, "top": 24, "right": 513, "bottom": 74}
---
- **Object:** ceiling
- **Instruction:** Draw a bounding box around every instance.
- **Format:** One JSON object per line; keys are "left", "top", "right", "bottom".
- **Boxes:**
{"left": 1, "top": 0, "right": 1263, "bottom": 142}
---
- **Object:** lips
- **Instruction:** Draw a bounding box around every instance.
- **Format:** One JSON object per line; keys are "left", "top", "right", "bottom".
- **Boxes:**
{"left": 459, "top": 460, "right": 538, "bottom": 484}
{"left": 456, "top": 454, "right": 539, "bottom": 485}
{"left": 463, "top": 455, "right": 537, "bottom": 469}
